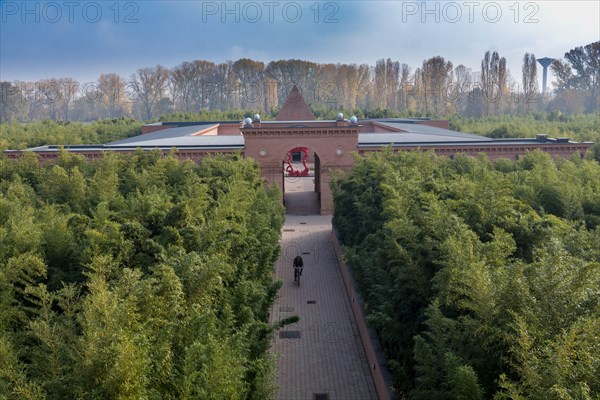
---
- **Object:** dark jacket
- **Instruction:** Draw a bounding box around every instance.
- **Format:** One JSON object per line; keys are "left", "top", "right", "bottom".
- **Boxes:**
{"left": 293, "top": 256, "right": 303, "bottom": 268}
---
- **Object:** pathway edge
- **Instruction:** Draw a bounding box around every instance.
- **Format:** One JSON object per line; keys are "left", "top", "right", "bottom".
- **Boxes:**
{"left": 330, "top": 226, "right": 396, "bottom": 400}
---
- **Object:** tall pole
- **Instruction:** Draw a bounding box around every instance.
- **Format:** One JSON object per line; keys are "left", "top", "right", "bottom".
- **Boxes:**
{"left": 537, "top": 57, "right": 555, "bottom": 95}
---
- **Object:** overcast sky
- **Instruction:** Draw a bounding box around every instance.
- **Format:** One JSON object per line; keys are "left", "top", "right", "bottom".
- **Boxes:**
{"left": 1, "top": 0, "right": 598, "bottom": 88}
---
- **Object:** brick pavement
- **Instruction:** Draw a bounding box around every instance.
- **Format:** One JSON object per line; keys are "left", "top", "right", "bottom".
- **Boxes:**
{"left": 269, "top": 213, "right": 378, "bottom": 400}
{"left": 283, "top": 176, "right": 320, "bottom": 215}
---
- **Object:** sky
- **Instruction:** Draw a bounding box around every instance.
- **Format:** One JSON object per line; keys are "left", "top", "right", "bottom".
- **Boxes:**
{"left": 1, "top": 0, "right": 599, "bottom": 89}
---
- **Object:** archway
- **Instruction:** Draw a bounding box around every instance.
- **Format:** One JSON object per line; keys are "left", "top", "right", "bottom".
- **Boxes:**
{"left": 282, "top": 146, "right": 320, "bottom": 214}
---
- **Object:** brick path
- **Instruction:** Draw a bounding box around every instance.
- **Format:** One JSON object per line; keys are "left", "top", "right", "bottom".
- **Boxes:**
{"left": 269, "top": 213, "right": 378, "bottom": 400}
{"left": 283, "top": 176, "right": 320, "bottom": 215}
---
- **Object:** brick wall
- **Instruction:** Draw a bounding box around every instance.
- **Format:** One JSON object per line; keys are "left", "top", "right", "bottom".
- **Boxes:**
{"left": 330, "top": 228, "right": 395, "bottom": 400}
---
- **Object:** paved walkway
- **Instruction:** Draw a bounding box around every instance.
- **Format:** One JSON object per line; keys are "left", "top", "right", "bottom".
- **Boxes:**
{"left": 269, "top": 214, "right": 378, "bottom": 400}
{"left": 283, "top": 176, "right": 320, "bottom": 215}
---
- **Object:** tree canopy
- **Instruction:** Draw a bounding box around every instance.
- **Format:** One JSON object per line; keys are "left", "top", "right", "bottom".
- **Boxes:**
{"left": 332, "top": 150, "right": 600, "bottom": 398}
{"left": 0, "top": 150, "right": 285, "bottom": 399}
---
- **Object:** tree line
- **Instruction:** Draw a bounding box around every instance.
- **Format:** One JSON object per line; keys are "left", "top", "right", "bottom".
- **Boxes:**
{"left": 0, "top": 150, "right": 287, "bottom": 399}
{"left": 332, "top": 150, "right": 600, "bottom": 399}
{"left": 0, "top": 118, "right": 143, "bottom": 151}
{"left": 1, "top": 41, "right": 598, "bottom": 122}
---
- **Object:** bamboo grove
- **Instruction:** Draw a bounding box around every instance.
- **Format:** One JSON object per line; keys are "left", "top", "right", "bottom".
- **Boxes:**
{"left": 332, "top": 150, "right": 600, "bottom": 399}
{"left": 0, "top": 150, "right": 285, "bottom": 399}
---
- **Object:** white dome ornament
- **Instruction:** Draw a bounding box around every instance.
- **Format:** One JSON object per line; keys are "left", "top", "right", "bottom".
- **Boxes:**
{"left": 337, "top": 112, "right": 344, "bottom": 121}
{"left": 244, "top": 117, "right": 252, "bottom": 127}
{"left": 350, "top": 116, "right": 358, "bottom": 124}
{"left": 253, "top": 114, "right": 261, "bottom": 122}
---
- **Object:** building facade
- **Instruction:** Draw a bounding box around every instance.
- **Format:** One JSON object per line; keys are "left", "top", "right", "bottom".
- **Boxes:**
{"left": 5, "top": 85, "right": 593, "bottom": 214}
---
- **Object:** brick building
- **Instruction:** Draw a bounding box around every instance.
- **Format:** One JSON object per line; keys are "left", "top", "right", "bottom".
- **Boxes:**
{"left": 5, "top": 85, "right": 593, "bottom": 214}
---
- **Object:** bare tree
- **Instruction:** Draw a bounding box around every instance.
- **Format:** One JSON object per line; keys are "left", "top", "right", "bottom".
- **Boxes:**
{"left": 421, "top": 56, "right": 453, "bottom": 115}
{"left": 263, "top": 76, "right": 278, "bottom": 112}
{"left": 98, "top": 73, "right": 127, "bottom": 118}
{"left": 354, "top": 64, "right": 373, "bottom": 111}
{"left": 411, "top": 67, "right": 425, "bottom": 114}
{"left": 374, "top": 59, "right": 387, "bottom": 109}
{"left": 191, "top": 60, "right": 218, "bottom": 111}
{"left": 497, "top": 57, "right": 508, "bottom": 113}
{"left": 265, "top": 59, "right": 318, "bottom": 106}
{"left": 0, "top": 81, "right": 28, "bottom": 122}
{"left": 129, "top": 65, "right": 169, "bottom": 120}
{"left": 37, "top": 79, "right": 61, "bottom": 120}
{"left": 386, "top": 59, "right": 401, "bottom": 111}
{"left": 57, "top": 78, "right": 79, "bottom": 121}
{"left": 481, "top": 51, "right": 507, "bottom": 115}
{"left": 23, "top": 81, "right": 43, "bottom": 120}
{"left": 214, "top": 61, "right": 237, "bottom": 110}
{"left": 451, "top": 65, "right": 473, "bottom": 114}
{"left": 522, "top": 52, "right": 538, "bottom": 111}
{"left": 7, "top": 45, "right": 597, "bottom": 120}
{"left": 398, "top": 63, "right": 412, "bottom": 111}
{"left": 315, "top": 63, "right": 338, "bottom": 109}
{"left": 170, "top": 62, "right": 196, "bottom": 112}
{"left": 233, "top": 58, "right": 265, "bottom": 110}
{"left": 335, "top": 64, "right": 352, "bottom": 109}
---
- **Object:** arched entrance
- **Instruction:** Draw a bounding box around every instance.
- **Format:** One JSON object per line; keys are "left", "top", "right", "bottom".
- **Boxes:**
{"left": 282, "top": 146, "right": 321, "bottom": 214}
{"left": 240, "top": 85, "right": 361, "bottom": 215}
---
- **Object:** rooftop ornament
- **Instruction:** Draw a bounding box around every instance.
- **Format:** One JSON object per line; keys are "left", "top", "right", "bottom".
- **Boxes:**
{"left": 336, "top": 112, "right": 344, "bottom": 121}
{"left": 243, "top": 117, "right": 253, "bottom": 127}
{"left": 349, "top": 116, "right": 358, "bottom": 124}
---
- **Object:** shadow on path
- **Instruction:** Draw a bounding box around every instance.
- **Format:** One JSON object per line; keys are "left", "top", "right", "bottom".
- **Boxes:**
{"left": 284, "top": 191, "right": 320, "bottom": 215}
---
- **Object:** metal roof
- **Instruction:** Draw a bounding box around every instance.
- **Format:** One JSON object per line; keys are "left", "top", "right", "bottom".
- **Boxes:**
{"left": 107, "top": 123, "right": 220, "bottom": 146}
{"left": 4, "top": 142, "right": 244, "bottom": 153}
{"left": 5, "top": 121, "right": 590, "bottom": 155}
{"left": 374, "top": 121, "right": 493, "bottom": 140}
{"left": 109, "top": 133, "right": 243, "bottom": 148}
{"left": 358, "top": 132, "right": 490, "bottom": 146}
{"left": 358, "top": 134, "right": 587, "bottom": 148}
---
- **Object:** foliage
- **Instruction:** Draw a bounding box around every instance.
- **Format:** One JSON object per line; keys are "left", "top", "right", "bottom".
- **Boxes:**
{"left": 450, "top": 112, "right": 600, "bottom": 143}
{"left": 0, "top": 151, "right": 284, "bottom": 399}
{"left": 158, "top": 109, "right": 272, "bottom": 123}
{"left": 332, "top": 150, "right": 600, "bottom": 398}
{"left": 0, "top": 118, "right": 142, "bottom": 150}
{"left": 553, "top": 41, "right": 600, "bottom": 112}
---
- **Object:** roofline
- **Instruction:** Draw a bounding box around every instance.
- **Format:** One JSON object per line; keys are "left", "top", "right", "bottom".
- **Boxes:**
{"left": 359, "top": 118, "right": 433, "bottom": 122}
{"left": 357, "top": 141, "right": 593, "bottom": 148}
{"left": 144, "top": 117, "right": 438, "bottom": 128}
{"left": 4, "top": 145, "right": 245, "bottom": 153}
{"left": 159, "top": 120, "right": 243, "bottom": 126}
